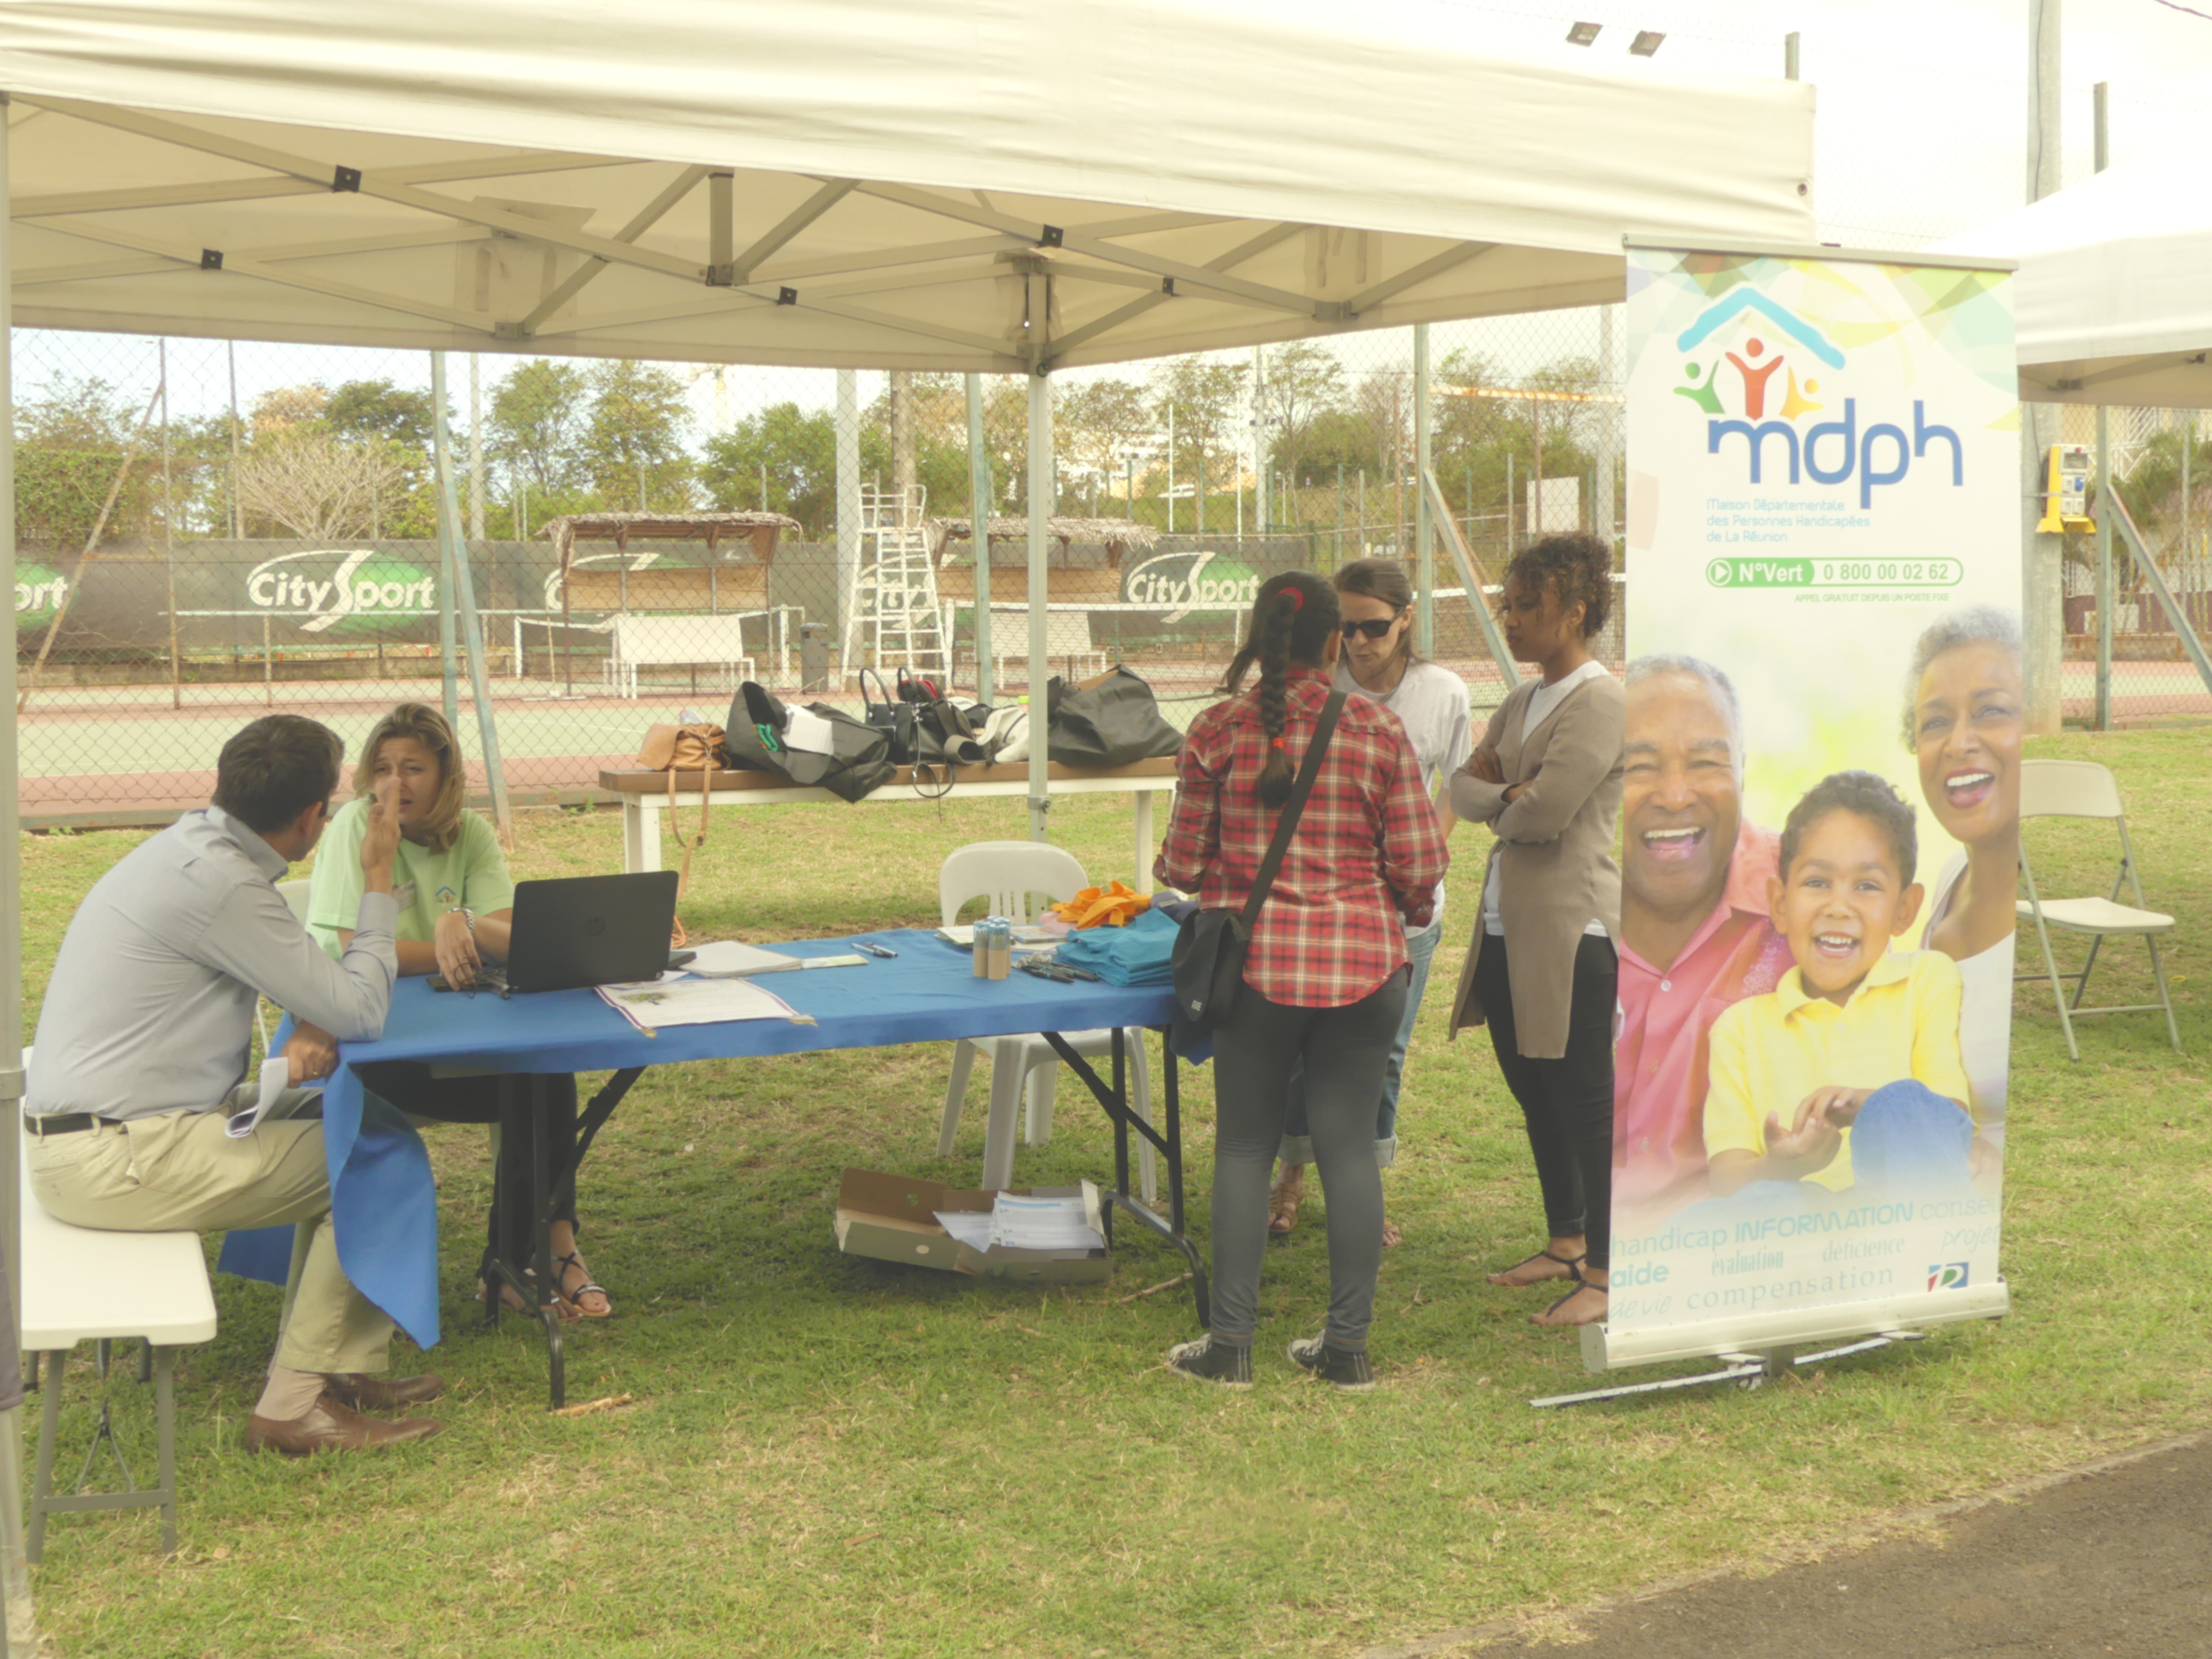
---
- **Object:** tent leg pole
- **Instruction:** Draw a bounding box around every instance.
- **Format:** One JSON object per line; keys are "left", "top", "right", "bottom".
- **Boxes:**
{"left": 1414, "top": 324, "right": 1434, "bottom": 657}
{"left": 1027, "top": 371, "right": 1052, "bottom": 843}
{"left": 0, "top": 92, "right": 35, "bottom": 1656}
{"left": 968, "top": 374, "right": 994, "bottom": 704}
{"left": 431, "top": 353, "right": 514, "bottom": 843}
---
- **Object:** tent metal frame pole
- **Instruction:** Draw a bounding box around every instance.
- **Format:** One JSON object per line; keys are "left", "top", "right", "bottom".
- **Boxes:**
{"left": 967, "top": 374, "right": 994, "bottom": 703}
{"left": 2101, "top": 489, "right": 2212, "bottom": 702}
{"left": 0, "top": 88, "right": 35, "bottom": 1654}
{"left": 1027, "top": 371, "right": 1053, "bottom": 842}
{"left": 2095, "top": 406, "right": 2112, "bottom": 730}
{"left": 1413, "top": 325, "right": 1434, "bottom": 656}
{"left": 431, "top": 353, "right": 515, "bottom": 843}
{"left": 1422, "top": 469, "right": 1517, "bottom": 690}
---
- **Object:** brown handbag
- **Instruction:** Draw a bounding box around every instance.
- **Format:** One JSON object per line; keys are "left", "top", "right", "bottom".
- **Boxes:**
{"left": 636, "top": 722, "right": 726, "bottom": 905}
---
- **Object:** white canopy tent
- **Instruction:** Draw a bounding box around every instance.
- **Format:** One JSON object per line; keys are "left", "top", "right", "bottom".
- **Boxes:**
{"left": 0, "top": 1, "right": 1812, "bottom": 1611}
{"left": 1937, "top": 155, "right": 2212, "bottom": 408}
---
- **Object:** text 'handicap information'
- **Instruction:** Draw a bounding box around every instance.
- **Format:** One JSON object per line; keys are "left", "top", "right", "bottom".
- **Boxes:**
{"left": 1616, "top": 246, "right": 2020, "bottom": 1359}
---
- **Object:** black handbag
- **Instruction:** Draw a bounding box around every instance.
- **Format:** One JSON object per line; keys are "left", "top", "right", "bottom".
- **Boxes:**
{"left": 1046, "top": 666, "right": 1185, "bottom": 768}
{"left": 723, "top": 681, "right": 898, "bottom": 803}
{"left": 858, "top": 667, "right": 920, "bottom": 764}
{"left": 1169, "top": 690, "right": 1347, "bottom": 1033}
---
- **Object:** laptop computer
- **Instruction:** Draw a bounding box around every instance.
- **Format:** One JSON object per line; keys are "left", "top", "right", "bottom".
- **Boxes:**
{"left": 489, "top": 871, "right": 681, "bottom": 994}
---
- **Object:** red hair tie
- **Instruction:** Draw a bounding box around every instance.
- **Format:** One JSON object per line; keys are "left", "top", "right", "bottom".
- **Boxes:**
{"left": 1270, "top": 736, "right": 1286, "bottom": 750}
{"left": 1280, "top": 587, "right": 1304, "bottom": 612}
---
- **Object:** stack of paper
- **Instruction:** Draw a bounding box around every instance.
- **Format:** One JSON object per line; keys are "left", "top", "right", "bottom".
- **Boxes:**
{"left": 932, "top": 1182, "right": 1105, "bottom": 1255}
{"left": 596, "top": 975, "right": 808, "bottom": 1034}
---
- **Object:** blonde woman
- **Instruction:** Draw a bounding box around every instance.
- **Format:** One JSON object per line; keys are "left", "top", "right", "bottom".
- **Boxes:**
{"left": 300, "top": 703, "right": 612, "bottom": 1319}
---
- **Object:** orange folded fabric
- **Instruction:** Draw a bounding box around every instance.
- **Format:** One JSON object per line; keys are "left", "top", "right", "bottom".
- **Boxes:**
{"left": 1048, "top": 881, "right": 1151, "bottom": 929}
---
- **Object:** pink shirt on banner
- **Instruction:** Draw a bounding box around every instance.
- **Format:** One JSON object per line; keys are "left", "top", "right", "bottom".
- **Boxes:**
{"left": 1613, "top": 822, "right": 1793, "bottom": 1225}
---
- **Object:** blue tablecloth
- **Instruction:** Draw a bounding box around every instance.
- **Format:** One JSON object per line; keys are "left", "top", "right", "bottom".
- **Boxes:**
{"left": 221, "top": 930, "right": 1177, "bottom": 1349}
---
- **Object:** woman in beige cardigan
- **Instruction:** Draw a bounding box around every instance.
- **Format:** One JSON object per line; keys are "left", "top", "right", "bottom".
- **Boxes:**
{"left": 1448, "top": 533, "right": 1625, "bottom": 1328}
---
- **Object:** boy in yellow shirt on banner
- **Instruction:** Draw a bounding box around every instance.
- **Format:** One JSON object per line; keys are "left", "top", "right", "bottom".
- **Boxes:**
{"left": 1702, "top": 771, "right": 1974, "bottom": 1202}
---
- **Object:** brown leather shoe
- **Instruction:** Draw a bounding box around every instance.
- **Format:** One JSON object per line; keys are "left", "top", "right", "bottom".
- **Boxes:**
{"left": 244, "top": 1398, "right": 444, "bottom": 1456}
{"left": 320, "top": 1372, "right": 446, "bottom": 1411}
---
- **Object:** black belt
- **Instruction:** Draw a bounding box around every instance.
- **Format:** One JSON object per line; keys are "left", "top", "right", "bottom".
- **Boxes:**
{"left": 24, "top": 1113, "right": 117, "bottom": 1137}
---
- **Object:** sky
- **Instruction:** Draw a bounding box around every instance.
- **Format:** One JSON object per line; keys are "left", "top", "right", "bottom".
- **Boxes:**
{"left": 19, "top": 0, "right": 2212, "bottom": 451}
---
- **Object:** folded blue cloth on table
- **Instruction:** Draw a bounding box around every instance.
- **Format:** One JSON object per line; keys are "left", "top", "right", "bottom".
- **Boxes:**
{"left": 1055, "top": 906, "right": 1178, "bottom": 987}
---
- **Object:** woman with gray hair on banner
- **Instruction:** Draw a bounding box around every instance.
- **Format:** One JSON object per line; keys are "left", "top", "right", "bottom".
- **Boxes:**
{"left": 1903, "top": 606, "right": 2022, "bottom": 1151}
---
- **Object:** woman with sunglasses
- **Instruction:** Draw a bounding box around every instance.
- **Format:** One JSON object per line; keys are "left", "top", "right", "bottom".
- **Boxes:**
{"left": 1269, "top": 560, "right": 1469, "bottom": 1244}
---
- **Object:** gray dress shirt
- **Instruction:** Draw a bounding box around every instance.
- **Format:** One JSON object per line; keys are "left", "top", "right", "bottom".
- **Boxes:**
{"left": 26, "top": 806, "right": 399, "bottom": 1122}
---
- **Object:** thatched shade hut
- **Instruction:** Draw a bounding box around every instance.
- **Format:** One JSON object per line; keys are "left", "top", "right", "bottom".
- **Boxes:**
{"left": 538, "top": 510, "right": 802, "bottom": 614}
{"left": 928, "top": 516, "right": 1161, "bottom": 607}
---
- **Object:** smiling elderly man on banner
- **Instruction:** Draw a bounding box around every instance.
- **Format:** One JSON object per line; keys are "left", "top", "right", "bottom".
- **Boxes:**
{"left": 1612, "top": 655, "right": 1793, "bottom": 1228}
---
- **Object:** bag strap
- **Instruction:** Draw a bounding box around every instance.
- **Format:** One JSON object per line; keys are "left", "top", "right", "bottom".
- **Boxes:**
{"left": 858, "top": 666, "right": 889, "bottom": 712}
{"left": 1237, "top": 689, "right": 1347, "bottom": 930}
{"left": 667, "top": 753, "right": 714, "bottom": 908}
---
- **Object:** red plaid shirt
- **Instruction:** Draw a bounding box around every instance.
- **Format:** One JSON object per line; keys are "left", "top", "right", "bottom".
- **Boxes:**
{"left": 1156, "top": 667, "right": 1450, "bottom": 1008}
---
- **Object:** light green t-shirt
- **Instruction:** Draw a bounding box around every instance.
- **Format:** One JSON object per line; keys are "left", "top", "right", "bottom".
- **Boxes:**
{"left": 307, "top": 799, "right": 516, "bottom": 958}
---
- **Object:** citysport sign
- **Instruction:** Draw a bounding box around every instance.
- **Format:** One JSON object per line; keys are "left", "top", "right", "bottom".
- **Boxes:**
{"left": 244, "top": 548, "right": 439, "bottom": 635}
{"left": 1609, "top": 242, "right": 2018, "bottom": 1375}
{"left": 15, "top": 561, "right": 66, "bottom": 628}
{"left": 1120, "top": 549, "right": 1261, "bottom": 623}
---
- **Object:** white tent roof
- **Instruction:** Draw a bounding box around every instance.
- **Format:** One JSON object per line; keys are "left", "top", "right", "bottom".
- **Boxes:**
{"left": 1937, "top": 157, "right": 2212, "bottom": 408}
{"left": 0, "top": 0, "right": 1814, "bottom": 371}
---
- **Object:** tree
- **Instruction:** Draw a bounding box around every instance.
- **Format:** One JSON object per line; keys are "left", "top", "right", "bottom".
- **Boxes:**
{"left": 13, "top": 378, "right": 160, "bottom": 550}
{"left": 325, "top": 378, "right": 436, "bottom": 451}
{"left": 1151, "top": 357, "right": 1246, "bottom": 524}
{"left": 1056, "top": 377, "right": 1154, "bottom": 503}
{"left": 487, "top": 360, "right": 592, "bottom": 495}
{"left": 1257, "top": 342, "right": 1345, "bottom": 491}
{"left": 234, "top": 432, "right": 408, "bottom": 541}
{"left": 582, "top": 359, "right": 695, "bottom": 510}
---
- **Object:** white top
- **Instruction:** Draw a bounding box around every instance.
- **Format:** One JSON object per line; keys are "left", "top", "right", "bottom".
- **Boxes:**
{"left": 1925, "top": 849, "right": 2013, "bottom": 1130}
{"left": 1483, "top": 660, "right": 1613, "bottom": 938}
{"left": 1335, "top": 655, "right": 1472, "bottom": 932}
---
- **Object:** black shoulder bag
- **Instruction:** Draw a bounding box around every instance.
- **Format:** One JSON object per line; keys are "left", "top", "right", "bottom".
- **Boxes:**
{"left": 1169, "top": 690, "right": 1347, "bottom": 1032}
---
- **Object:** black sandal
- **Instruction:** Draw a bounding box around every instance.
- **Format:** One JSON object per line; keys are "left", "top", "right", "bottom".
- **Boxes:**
{"left": 1534, "top": 1279, "right": 1608, "bottom": 1327}
{"left": 1486, "top": 1249, "right": 1585, "bottom": 1288}
{"left": 552, "top": 1251, "right": 612, "bottom": 1320}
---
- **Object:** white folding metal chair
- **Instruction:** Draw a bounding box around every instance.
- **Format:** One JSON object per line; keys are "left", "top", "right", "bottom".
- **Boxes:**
{"left": 2015, "top": 758, "right": 2182, "bottom": 1060}
{"left": 935, "top": 842, "right": 1156, "bottom": 1202}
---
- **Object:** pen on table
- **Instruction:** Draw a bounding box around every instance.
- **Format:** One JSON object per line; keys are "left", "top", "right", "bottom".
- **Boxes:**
{"left": 851, "top": 941, "right": 898, "bottom": 958}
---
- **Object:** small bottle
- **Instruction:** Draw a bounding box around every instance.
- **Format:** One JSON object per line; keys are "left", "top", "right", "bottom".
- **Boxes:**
{"left": 987, "top": 916, "right": 1013, "bottom": 981}
{"left": 973, "top": 915, "right": 992, "bottom": 978}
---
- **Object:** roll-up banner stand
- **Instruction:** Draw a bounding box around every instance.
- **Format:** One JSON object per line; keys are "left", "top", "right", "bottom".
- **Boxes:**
{"left": 1596, "top": 241, "right": 2021, "bottom": 1378}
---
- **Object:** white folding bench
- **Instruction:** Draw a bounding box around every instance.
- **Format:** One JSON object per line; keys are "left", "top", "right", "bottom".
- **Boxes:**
{"left": 603, "top": 613, "right": 758, "bottom": 698}
{"left": 20, "top": 1138, "right": 218, "bottom": 1559}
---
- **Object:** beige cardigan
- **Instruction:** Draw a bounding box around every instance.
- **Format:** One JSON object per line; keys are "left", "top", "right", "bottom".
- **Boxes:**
{"left": 1444, "top": 671, "right": 1625, "bottom": 1058}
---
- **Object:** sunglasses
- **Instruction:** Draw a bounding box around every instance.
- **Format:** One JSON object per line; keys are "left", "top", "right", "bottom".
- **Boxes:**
{"left": 1341, "top": 617, "right": 1400, "bottom": 640}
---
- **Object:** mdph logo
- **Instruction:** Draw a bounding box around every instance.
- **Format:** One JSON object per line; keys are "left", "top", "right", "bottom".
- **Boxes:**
{"left": 1677, "top": 291, "right": 1964, "bottom": 510}
{"left": 1928, "top": 1262, "right": 1970, "bottom": 1292}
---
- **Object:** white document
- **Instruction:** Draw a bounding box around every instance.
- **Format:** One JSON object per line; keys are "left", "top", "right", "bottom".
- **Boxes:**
{"left": 596, "top": 975, "right": 809, "bottom": 1034}
{"left": 935, "top": 924, "right": 1060, "bottom": 948}
{"left": 779, "top": 706, "right": 838, "bottom": 755}
{"left": 225, "top": 1058, "right": 310, "bottom": 1139}
{"left": 988, "top": 1183, "right": 1105, "bottom": 1252}
{"left": 932, "top": 1210, "right": 997, "bottom": 1251}
{"left": 682, "top": 939, "right": 805, "bottom": 976}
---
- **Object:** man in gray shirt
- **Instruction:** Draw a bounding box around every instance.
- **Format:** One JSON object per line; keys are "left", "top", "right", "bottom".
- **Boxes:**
{"left": 27, "top": 714, "right": 442, "bottom": 1454}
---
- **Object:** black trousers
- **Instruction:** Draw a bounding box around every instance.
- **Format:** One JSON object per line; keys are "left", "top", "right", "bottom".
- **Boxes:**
{"left": 355, "top": 1063, "right": 580, "bottom": 1270}
{"left": 1474, "top": 933, "right": 1618, "bottom": 1270}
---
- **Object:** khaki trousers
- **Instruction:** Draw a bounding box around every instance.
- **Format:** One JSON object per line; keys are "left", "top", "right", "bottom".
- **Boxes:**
{"left": 26, "top": 1107, "right": 394, "bottom": 1375}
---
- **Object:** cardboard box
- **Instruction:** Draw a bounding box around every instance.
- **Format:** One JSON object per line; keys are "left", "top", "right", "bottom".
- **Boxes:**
{"left": 834, "top": 1168, "right": 1113, "bottom": 1285}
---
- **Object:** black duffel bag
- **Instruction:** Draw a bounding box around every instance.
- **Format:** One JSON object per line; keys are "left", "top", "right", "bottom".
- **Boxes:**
{"left": 1046, "top": 666, "right": 1185, "bottom": 768}
{"left": 1170, "top": 691, "right": 1344, "bottom": 1033}
{"left": 724, "top": 681, "right": 897, "bottom": 802}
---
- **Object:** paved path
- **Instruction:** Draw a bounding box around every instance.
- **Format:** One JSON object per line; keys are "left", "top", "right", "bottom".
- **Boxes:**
{"left": 1365, "top": 1435, "right": 2212, "bottom": 1658}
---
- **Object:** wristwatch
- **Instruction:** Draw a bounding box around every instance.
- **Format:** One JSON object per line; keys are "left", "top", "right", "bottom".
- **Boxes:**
{"left": 455, "top": 906, "right": 476, "bottom": 935}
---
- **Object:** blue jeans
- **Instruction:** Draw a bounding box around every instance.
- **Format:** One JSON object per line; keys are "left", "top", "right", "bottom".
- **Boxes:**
{"left": 1279, "top": 918, "right": 1441, "bottom": 1170}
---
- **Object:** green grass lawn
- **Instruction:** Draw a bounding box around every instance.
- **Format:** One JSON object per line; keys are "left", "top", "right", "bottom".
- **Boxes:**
{"left": 14, "top": 726, "right": 2211, "bottom": 1658}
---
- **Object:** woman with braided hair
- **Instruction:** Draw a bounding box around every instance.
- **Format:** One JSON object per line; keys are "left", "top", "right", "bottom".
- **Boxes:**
{"left": 1155, "top": 571, "right": 1450, "bottom": 1389}
{"left": 1448, "top": 532, "right": 1625, "bottom": 1329}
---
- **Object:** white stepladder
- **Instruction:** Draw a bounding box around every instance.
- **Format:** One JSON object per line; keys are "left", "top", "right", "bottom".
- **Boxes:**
{"left": 841, "top": 485, "right": 952, "bottom": 684}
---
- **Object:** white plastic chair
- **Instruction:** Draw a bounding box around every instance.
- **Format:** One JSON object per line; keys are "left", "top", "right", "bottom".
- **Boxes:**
{"left": 2015, "top": 759, "right": 2182, "bottom": 1060}
{"left": 935, "top": 842, "right": 1156, "bottom": 1203}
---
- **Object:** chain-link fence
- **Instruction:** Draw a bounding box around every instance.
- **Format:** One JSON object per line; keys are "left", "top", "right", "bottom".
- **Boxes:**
{"left": 11, "top": 14, "right": 2209, "bottom": 824}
